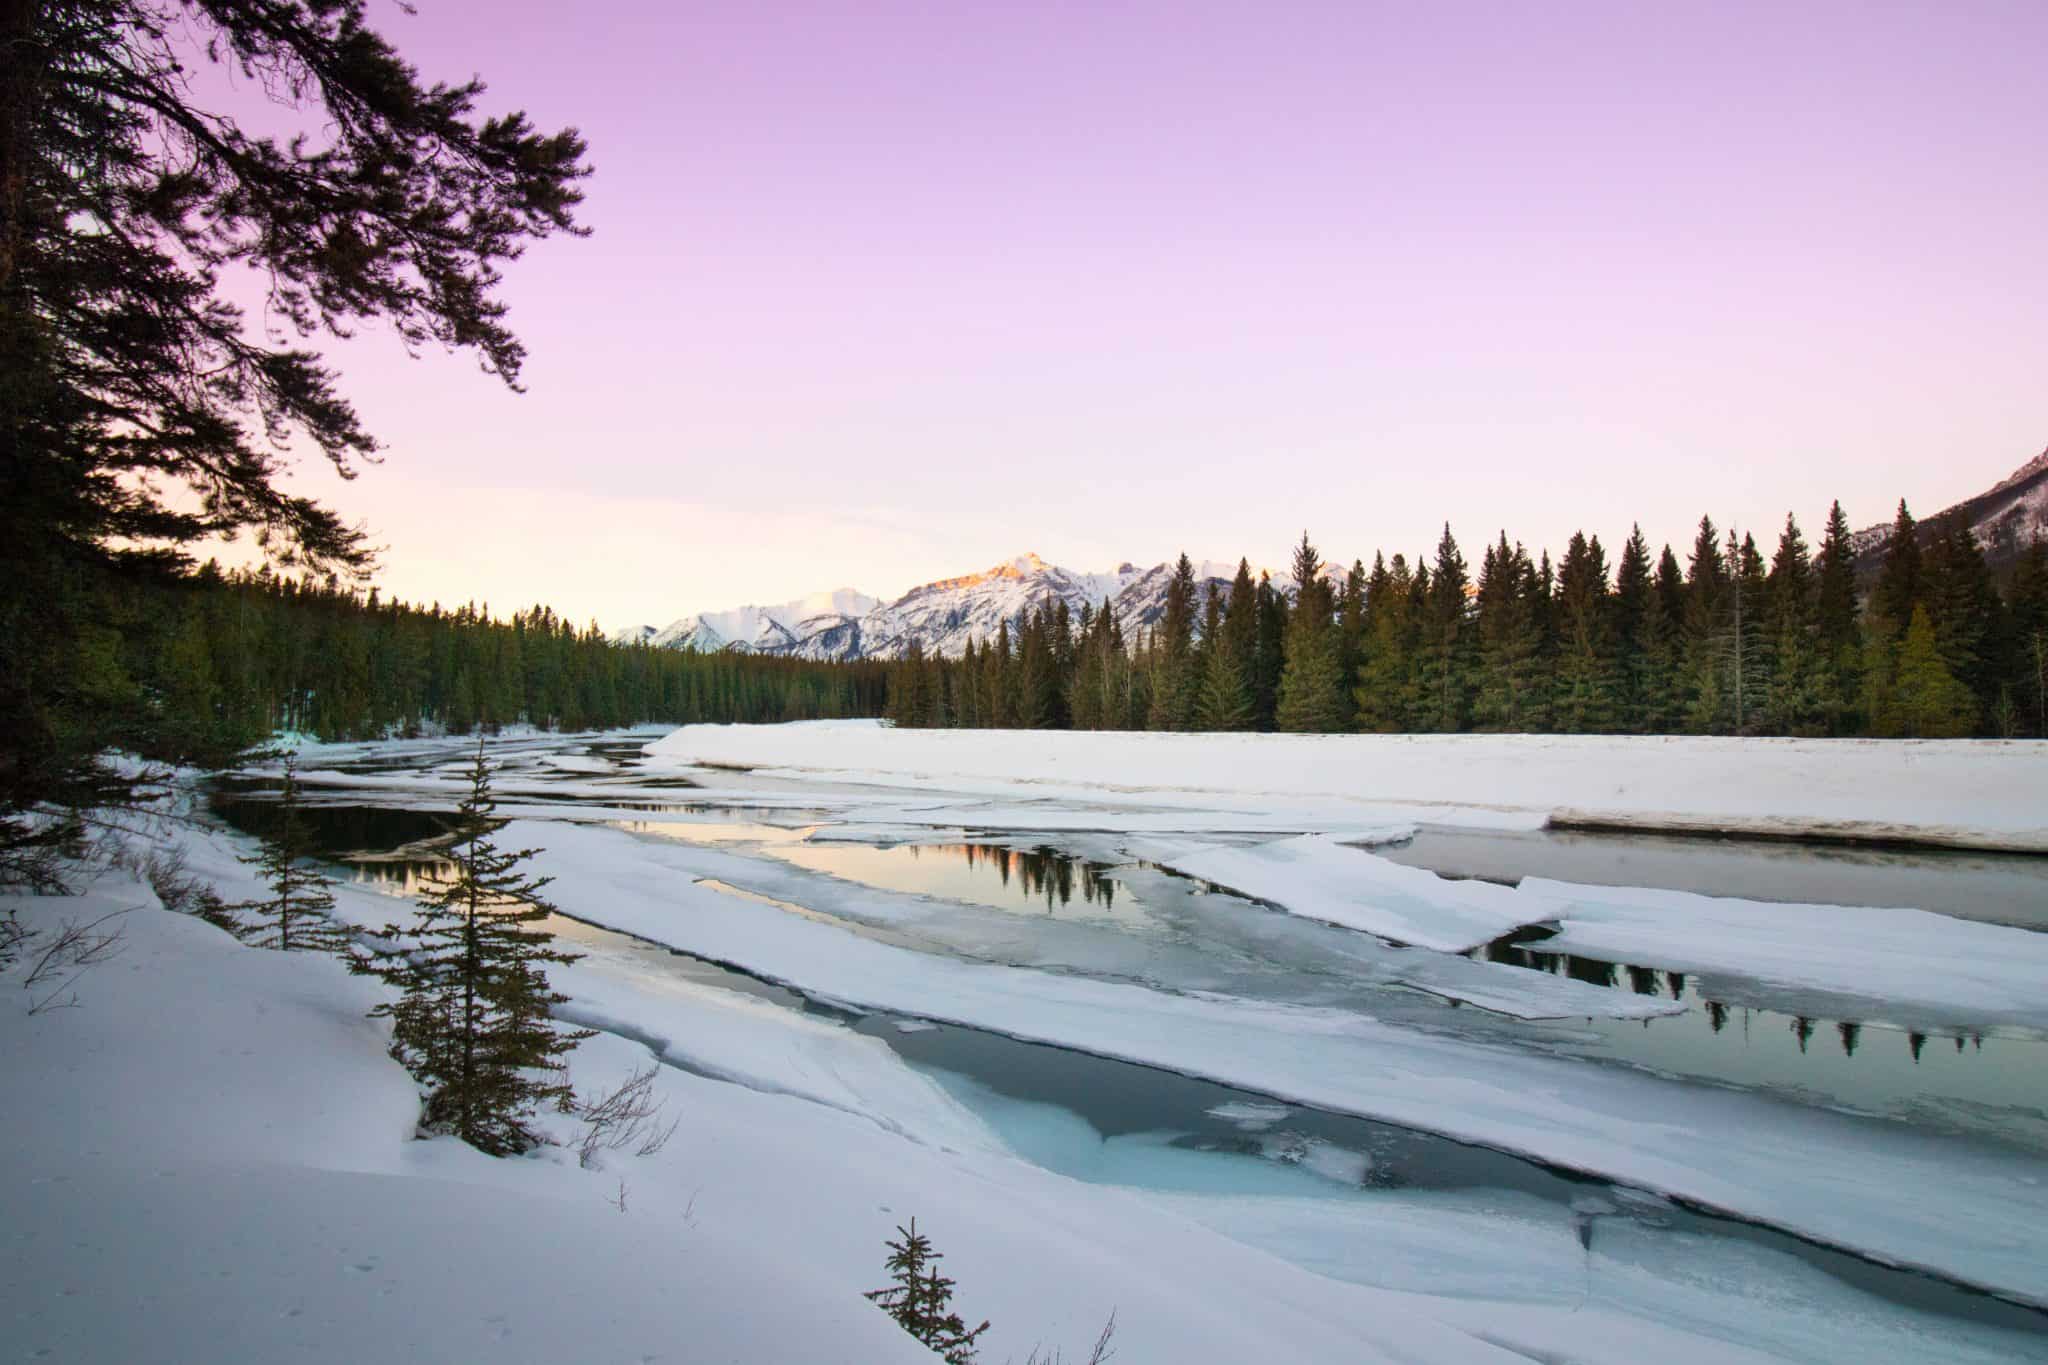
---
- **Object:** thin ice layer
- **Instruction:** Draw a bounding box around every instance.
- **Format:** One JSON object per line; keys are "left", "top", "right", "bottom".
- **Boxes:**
{"left": 1156, "top": 834, "right": 1545, "bottom": 952}
{"left": 1529, "top": 877, "right": 2048, "bottom": 1033}
{"left": 510, "top": 817, "right": 2048, "bottom": 1309}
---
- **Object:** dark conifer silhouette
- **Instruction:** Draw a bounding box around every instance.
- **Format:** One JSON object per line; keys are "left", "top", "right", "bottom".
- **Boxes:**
{"left": 363, "top": 741, "right": 592, "bottom": 1156}
{"left": 1, "top": 0, "right": 591, "bottom": 872}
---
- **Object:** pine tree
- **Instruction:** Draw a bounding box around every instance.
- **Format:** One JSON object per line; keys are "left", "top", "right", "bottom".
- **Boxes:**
{"left": 364, "top": 741, "right": 591, "bottom": 1156}
{"left": 1921, "top": 519, "right": 1999, "bottom": 718}
{"left": 1415, "top": 525, "right": 1474, "bottom": 731}
{"left": 1551, "top": 531, "right": 1615, "bottom": 732}
{"left": 1194, "top": 637, "right": 1252, "bottom": 731}
{"left": 224, "top": 754, "right": 350, "bottom": 953}
{"left": 1678, "top": 516, "right": 1730, "bottom": 730}
{"left": 1017, "top": 605, "right": 1061, "bottom": 729}
{"left": 1218, "top": 561, "right": 1259, "bottom": 713}
{"left": 1050, "top": 599, "right": 1077, "bottom": 723}
{"left": 1717, "top": 531, "right": 1769, "bottom": 734}
{"left": 1195, "top": 574, "right": 1254, "bottom": 731}
{"left": 1612, "top": 527, "right": 1656, "bottom": 731}
{"left": 1761, "top": 513, "right": 1828, "bottom": 734}
{"left": 1474, "top": 535, "right": 1542, "bottom": 731}
{"left": 866, "top": 1219, "right": 990, "bottom": 1365}
{"left": 1276, "top": 532, "right": 1345, "bottom": 731}
{"left": 888, "top": 640, "right": 931, "bottom": 727}
{"left": 1882, "top": 605, "right": 1978, "bottom": 738}
{"left": 988, "top": 621, "right": 1016, "bottom": 728}
{"left": 1872, "top": 500, "right": 1923, "bottom": 634}
{"left": 1252, "top": 571, "right": 1287, "bottom": 731}
{"left": 1801, "top": 504, "right": 1853, "bottom": 733}
{"left": 1076, "top": 597, "right": 1130, "bottom": 731}
{"left": 1151, "top": 554, "right": 1201, "bottom": 731}
{"left": 1335, "top": 559, "right": 1367, "bottom": 728}
{"left": 2008, "top": 538, "right": 2048, "bottom": 736}
{"left": 1354, "top": 553, "right": 1415, "bottom": 732}
{"left": 1646, "top": 545, "right": 1687, "bottom": 731}
{"left": 1814, "top": 501, "right": 1862, "bottom": 716}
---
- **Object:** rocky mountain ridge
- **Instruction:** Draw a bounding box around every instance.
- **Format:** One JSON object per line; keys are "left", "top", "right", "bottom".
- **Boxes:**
{"left": 612, "top": 553, "right": 1243, "bottom": 662}
{"left": 1851, "top": 447, "right": 2048, "bottom": 574}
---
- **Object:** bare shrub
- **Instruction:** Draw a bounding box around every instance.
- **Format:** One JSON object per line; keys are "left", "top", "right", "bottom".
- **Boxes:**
{"left": 1021, "top": 1310, "right": 1119, "bottom": 1365}
{"left": 0, "top": 813, "right": 84, "bottom": 894}
{"left": 110, "top": 839, "right": 242, "bottom": 937}
{"left": 17, "top": 910, "right": 129, "bottom": 1014}
{"left": 0, "top": 910, "right": 27, "bottom": 969}
{"left": 573, "top": 1062, "right": 680, "bottom": 1169}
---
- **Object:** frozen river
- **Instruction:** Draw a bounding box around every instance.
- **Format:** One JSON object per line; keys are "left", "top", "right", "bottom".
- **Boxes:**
{"left": 214, "top": 726, "right": 2048, "bottom": 1360}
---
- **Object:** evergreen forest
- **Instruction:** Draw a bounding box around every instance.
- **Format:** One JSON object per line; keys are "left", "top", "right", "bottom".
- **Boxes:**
{"left": 886, "top": 502, "right": 2048, "bottom": 741}
{"left": 118, "top": 566, "right": 890, "bottom": 764}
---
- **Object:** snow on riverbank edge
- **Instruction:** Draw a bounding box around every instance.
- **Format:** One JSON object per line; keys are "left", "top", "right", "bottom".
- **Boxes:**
{"left": 8, "top": 786, "right": 2045, "bottom": 1361}
{"left": 0, "top": 808, "right": 1533, "bottom": 1364}
{"left": 645, "top": 722, "right": 2048, "bottom": 852}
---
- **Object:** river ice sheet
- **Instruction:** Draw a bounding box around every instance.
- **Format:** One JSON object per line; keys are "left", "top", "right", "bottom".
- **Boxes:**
{"left": 503, "top": 817, "right": 2048, "bottom": 1311}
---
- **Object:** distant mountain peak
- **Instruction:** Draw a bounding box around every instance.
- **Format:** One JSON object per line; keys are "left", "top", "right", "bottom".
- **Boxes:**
{"left": 1852, "top": 445, "right": 2048, "bottom": 572}
{"left": 614, "top": 553, "right": 1238, "bottom": 663}
{"left": 1987, "top": 446, "right": 2048, "bottom": 498}
{"left": 917, "top": 552, "right": 1056, "bottom": 595}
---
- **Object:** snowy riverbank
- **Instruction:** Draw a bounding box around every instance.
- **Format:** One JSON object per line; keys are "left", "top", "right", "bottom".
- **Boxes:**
{"left": 646, "top": 721, "right": 2048, "bottom": 851}
{"left": 0, "top": 801, "right": 1621, "bottom": 1363}
{"left": 10, "top": 740, "right": 2047, "bottom": 1362}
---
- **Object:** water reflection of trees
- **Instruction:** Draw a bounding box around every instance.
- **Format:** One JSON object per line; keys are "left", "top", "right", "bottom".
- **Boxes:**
{"left": 214, "top": 798, "right": 451, "bottom": 857}
{"left": 1474, "top": 934, "right": 1996, "bottom": 1066}
{"left": 348, "top": 859, "right": 452, "bottom": 898}
{"left": 948, "top": 844, "right": 1119, "bottom": 913}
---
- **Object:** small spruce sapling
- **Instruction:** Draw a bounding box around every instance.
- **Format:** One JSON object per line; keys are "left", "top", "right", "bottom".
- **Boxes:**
{"left": 865, "top": 1217, "right": 990, "bottom": 1364}
{"left": 225, "top": 754, "right": 350, "bottom": 953}
{"left": 362, "top": 740, "right": 592, "bottom": 1155}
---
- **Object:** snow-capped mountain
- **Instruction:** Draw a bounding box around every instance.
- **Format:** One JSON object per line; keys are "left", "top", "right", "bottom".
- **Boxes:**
{"left": 613, "top": 555, "right": 1245, "bottom": 662}
{"left": 1852, "top": 447, "right": 2048, "bottom": 574}
{"left": 611, "top": 588, "right": 881, "bottom": 658}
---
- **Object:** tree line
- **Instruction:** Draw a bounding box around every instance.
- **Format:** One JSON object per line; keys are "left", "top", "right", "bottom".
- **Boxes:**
{"left": 128, "top": 565, "right": 890, "bottom": 763}
{"left": 887, "top": 501, "right": 2048, "bottom": 740}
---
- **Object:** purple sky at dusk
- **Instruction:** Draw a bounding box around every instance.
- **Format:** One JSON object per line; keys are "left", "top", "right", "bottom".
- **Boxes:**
{"left": 245, "top": 0, "right": 2048, "bottom": 629}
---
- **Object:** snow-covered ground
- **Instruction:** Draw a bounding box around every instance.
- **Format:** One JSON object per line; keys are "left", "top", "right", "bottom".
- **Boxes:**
{"left": 645, "top": 720, "right": 2048, "bottom": 851}
{"left": 5, "top": 823, "right": 1507, "bottom": 1364}
{"left": 10, "top": 725, "right": 2048, "bottom": 1361}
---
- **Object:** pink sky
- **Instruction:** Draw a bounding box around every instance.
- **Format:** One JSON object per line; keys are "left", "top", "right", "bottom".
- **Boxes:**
{"left": 245, "top": 0, "right": 2047, "bottom": 629}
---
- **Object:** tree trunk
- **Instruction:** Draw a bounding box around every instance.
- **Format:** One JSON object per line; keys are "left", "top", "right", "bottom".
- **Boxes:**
{"left": 0, "top": 0, "right": 46, "bottom": 295}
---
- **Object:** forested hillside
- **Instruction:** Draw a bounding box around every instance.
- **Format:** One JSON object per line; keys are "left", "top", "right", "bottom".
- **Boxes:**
{"left": 887, "top": 503, "right": 2048, "bottom": 740}
{"left": 122, "top": 567, "right": 889, "bottom": 763}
